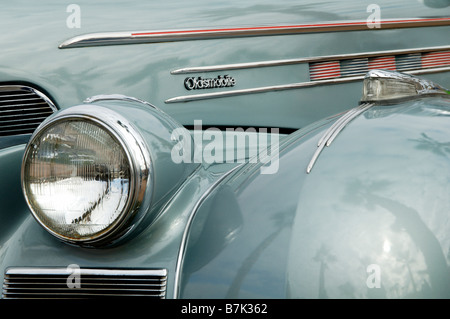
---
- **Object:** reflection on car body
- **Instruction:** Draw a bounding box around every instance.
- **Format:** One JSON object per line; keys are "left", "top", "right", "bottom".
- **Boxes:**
{"left": 0, "top": 0, "right": 450, "bottom": 300}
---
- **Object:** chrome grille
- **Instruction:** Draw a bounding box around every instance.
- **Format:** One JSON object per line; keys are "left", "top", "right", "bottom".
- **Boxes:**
{"left": 2, "top": 267, "right": 167, "bottom": 299}
{"left": 0, "top": 85, "right": 56, "bottom": 137}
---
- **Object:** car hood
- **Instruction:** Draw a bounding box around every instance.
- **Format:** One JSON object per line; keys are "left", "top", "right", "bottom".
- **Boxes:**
{"left": 180, "top": 95, "right": 450, "bottom": 298}
{"left": 288, "top": 96, "right": 450, "bottom": 298}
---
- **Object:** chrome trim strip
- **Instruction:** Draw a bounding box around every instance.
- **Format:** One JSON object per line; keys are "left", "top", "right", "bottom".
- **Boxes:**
{"left": 173, "top": 164, "right": 243, "bottom": 299}
{"left": 165, "top": 76, "right": 363, "bottom": 104}
{"left": 29, "top": 87, "right": 58, "bottom": 112}
{"left": 306, "top": 103, "right": 374, "bottom": 174}
{"left": 326, "top": 104, "right": 374, "bottom": 146}
{"left": 171, "top": 60, "right": 303, "bottom": 75}
{"left": 84, "top": 94, "right": 183, "bottom": 130}
{"left": 316, "top": 106, "right": 363, "bottom": 147}
{"left": 171, "top": 45, "right": 450, "bottom": 74}
{"left": 84, "top": 94, "right": 159, "bottom": 110}
{"left": 59, "top": 18, "right": 450, "bottom": 49}
{"left": 59, "top": 31, "right": 133, "bottom": 49}
{"left": 165, "top": 66, "right": 450, "bottom": 103}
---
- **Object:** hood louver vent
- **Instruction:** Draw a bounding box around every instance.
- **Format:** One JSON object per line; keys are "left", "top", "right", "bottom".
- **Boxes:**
{"left": 0, "top": 85, "right": 57, "bottom": 137}
{"left": 310, "top": 49, "right": 450, "bottom": 81}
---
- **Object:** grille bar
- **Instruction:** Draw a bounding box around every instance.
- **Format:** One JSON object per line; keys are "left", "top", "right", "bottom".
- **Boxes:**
{"left": 3, "top": 267, "right": 168, "bottom": 299}
{"left": 0, "top": 85, "right": 56, "bottom": 137}
{"left": 0, "top": 115, "right": 51, "bottom": 123}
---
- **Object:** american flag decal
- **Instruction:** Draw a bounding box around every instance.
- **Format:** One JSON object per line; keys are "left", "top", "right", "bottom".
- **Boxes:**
{"left": 309, "top": 50, "right": 450, "bottom": 81}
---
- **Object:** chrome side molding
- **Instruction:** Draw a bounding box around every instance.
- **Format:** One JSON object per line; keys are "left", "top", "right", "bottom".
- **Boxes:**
{"left": 167, "top": 46, "right": 450, "bottom": 103}
{"left": 59, "top": 18, "right": 450, "bottom": 49}
{"left": 166, "top": 66, "right": 450, "bottom": 104}
{"left": 84, "top": 94, "right": 159, "bottom": 109}
{"left": 171, "top": 45, "right": 450, "bottom": 75}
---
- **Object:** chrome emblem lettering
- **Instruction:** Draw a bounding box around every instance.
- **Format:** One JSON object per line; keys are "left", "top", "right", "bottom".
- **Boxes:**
{"left": 184, "top": 75, "right": 236, "bottom": 90}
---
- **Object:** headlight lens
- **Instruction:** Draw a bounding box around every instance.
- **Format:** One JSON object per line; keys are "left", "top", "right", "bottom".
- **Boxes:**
{"left": 22, "top": 111, "right": 149, "bottom": 245}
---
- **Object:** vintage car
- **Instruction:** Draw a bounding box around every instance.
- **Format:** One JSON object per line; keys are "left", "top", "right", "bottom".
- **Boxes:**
{"left": 1, "top": 0, "right": 450, "bottom": 300}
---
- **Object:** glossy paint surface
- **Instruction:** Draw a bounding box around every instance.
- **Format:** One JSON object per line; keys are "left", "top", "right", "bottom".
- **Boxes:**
{"left": 0, "top": 158, "right": 239, "bottom": 298}
{"left": 180, "top": 96, "right": 450, "bottom": 298}
{"left": 0, "top": 1, "right": 449, "bottom": 129}
{"left": 1, "top": 0, "right": 450, "bottom": 299}
{"left": 288, "top": 96, "right": 450, "bottom": 298}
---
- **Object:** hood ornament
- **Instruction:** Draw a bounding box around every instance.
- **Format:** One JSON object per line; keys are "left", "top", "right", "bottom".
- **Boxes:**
{"left": 307, "top": 70, "right": 449, "bottom": 173}
{"left": 361, "top": 69, "right": 450, "bottom": 103}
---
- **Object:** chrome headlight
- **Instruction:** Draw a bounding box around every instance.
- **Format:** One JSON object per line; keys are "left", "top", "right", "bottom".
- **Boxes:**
{"left": 21, "top": 105, "right": 152, "bottom": 246}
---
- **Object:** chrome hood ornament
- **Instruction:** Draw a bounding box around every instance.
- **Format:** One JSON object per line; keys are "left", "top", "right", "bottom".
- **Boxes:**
{"left": 361, "top": 69, "right": 450, "bottom": 103}
{"left": 307, "top": 70, "right": 449, "bottom": 174}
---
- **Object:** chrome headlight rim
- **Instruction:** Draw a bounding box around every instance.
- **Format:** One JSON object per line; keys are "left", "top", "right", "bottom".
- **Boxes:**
{"left": 21, "top": 105, "right": 153, "bottom": 247}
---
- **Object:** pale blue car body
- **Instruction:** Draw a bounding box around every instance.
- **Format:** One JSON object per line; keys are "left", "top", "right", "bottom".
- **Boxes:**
{"left": 1, "top": 0, "right": 450, "bottom": 299}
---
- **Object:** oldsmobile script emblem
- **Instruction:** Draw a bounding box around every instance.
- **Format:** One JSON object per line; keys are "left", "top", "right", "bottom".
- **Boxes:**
{"left": 184, "top": 75, "right": 236, "bottom": 91}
